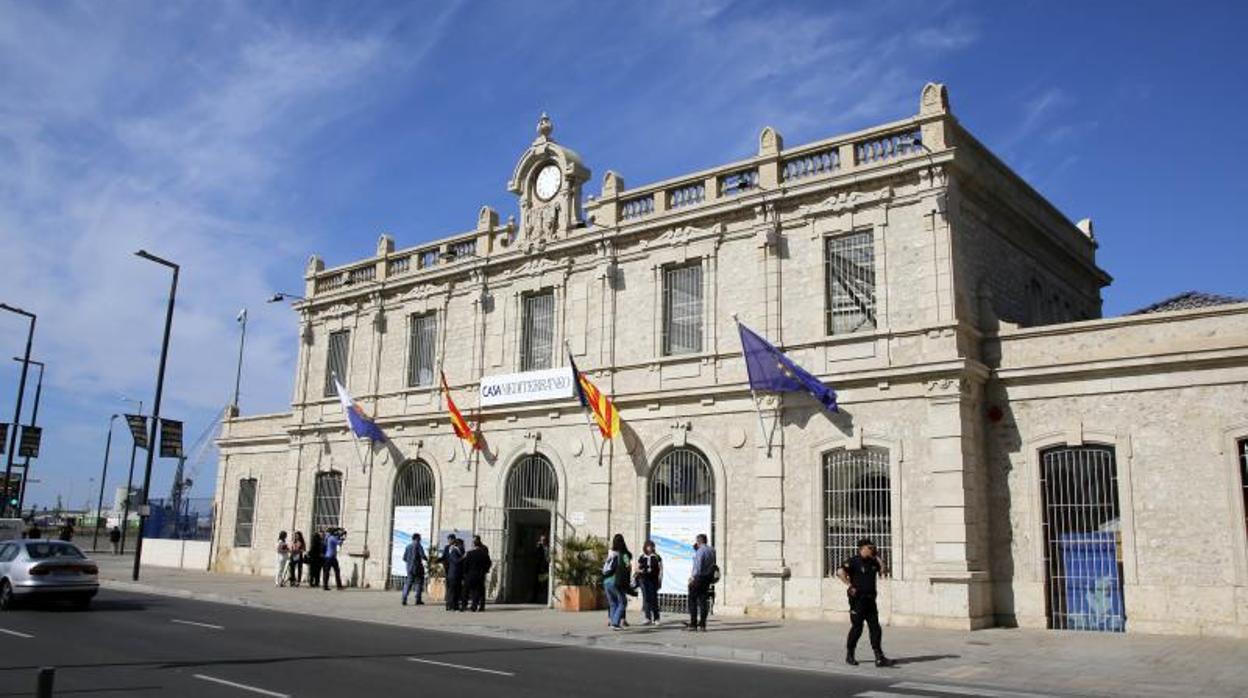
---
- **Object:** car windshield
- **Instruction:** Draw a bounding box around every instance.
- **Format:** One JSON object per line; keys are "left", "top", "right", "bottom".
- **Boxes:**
{"left": 25, "top": 542, "right": 85, "bottom": 560}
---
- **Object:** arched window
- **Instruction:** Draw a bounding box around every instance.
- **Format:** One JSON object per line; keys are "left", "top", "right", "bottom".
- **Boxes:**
{"left": 505, "top": 454, "right": 557, "bottom": 510}
{"left": 1039, "top": 444, "right": 1124, "bottom": 632}
{"left": 647, "top": 447, "right": 716, "bottom": 612}
{"left": 311, "top": 470, "right": 343, "bottom": 532}
{"left": 388, "top": 460, "right": 436, "bottom": 589}
{"left": 823, "top": 447, "right": 892, "bottom": 576}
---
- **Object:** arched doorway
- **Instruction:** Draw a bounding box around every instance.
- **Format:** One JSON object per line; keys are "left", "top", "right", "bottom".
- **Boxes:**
{"left": 387, "top": 459, "right": 436, "bottom": 590}
{"left": 496, "top": 454, "right": 557, "bottom": 603}
{"left": 647, "top": 446, "right": 715, "bottom": 613}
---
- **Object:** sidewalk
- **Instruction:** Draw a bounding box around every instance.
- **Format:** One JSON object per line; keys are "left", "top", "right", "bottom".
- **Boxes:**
{"left": 94, "top": 556, "right": 1247, "bottom": 698}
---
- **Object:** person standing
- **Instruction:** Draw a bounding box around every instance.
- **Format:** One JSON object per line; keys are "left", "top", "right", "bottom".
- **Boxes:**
{"left": 306, "top": 530, "right": 324, "bottom": 590}
{"left": 108, "top": 526, "right": 122, "bottom": 555}
{"left": 636, "top": 540, "right": 663, "bottom": 625}
{"left": 462, "top": 535, "right": 492, "bottom": 612}
{"left": 836, "top": 538, "right": 894, "bottom": 667}
{"left": 322, "top": 528, "right": 344, "bottom": 590}
{"left": 603, "top": 533, "right": 632, "bottom": 630}
{"left": 532, "top": 534, "right": 550, "bottom": 604}
{"left": 684, "top": 533, "right": 715, "bottom": 632}
{"left": 288, "top": 531, "right": 306, "bottom": 587}
{"left": 401, "top": 532, "right": 427, "bottom": 606}
{"left": 443, "top": 535, "right": 465, "bottom": 611}
{"left": 274, "top": 531, "right": 290, "bottom": 587}
{"left": 58, "top": 520, "right": 75, "bottom": 542}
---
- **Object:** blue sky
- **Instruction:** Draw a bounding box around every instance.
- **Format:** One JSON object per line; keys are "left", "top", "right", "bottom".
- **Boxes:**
{"left": 1, "top": 0, "right": 1245, "bottom": 509}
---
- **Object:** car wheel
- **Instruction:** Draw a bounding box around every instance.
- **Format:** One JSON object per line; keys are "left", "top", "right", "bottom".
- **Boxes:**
{"left": 0, "top": 580, "right": 13, "bottom": 611}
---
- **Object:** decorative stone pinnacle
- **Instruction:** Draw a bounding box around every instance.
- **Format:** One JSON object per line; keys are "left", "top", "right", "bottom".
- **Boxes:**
{"left": 537, "top": 112, "right": 552, "bottom": 138}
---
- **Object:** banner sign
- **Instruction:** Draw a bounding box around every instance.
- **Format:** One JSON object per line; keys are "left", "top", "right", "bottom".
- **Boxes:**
{"left": 650, "top": 504, "right": 712, "bottom": 592}
{"left": 124, "top": 414, "right": 149, "bottom": 449}
{"left": 1059, "top": 532, "right": 1126, "bottom": 632}
{"left": 0, "top": 423, "right": 6, "bottom": 455}
{"left": 159, "top": 419, "right": 184, "bottom": 458}
{"left": 17, "top": 426, "right": 41, "bottom": 458}
{"left": 479, "top": 366, "right": 574, "bottom": 407}
{"left": 390, "top": 505, "right": 433, "bottom": 578}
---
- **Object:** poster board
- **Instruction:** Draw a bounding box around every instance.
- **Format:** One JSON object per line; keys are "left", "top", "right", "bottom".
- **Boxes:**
{"left": 390, "top": 505, "right": 433, "bottom": 578}
{"left": 650, "top": 505, "right": 712, "bottom": 591}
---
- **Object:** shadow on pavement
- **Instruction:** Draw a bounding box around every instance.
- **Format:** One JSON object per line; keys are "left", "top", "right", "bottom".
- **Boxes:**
{"left": 892, "top": 654, "right": 960, "bottom": 665}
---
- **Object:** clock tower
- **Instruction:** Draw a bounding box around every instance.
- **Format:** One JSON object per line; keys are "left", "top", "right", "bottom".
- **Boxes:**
{"left": 508, "top": 113, "right": 590, "bottom": 242}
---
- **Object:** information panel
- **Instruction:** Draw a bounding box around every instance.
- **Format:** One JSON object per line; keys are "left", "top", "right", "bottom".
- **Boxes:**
{"left": 479, "top": 366, "right": 575, "bottom": 407}
{"left": 390, "top": 505, "right": 433, "bottom": 578}
{"left": 649, "top": 505, "right": 712, "bottom": 591}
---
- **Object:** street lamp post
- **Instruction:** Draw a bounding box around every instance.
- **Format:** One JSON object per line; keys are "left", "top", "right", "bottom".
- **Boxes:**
{"left": 91, "top": 414, "right": 119, "bottom": 552}
{"left": 119, "top": 398, "right": 142, "bottom": 554}
{"left": 12, "top": 357, "right": 45, "bottom": 512}
{"left": 132, "top": 249, "right": 179, "bottom": 582}
{"left": 231, "top": 308, "right": 247, "bottom": 415}
{"left": 0, "top": 303, "right": 36, "bottom": 518}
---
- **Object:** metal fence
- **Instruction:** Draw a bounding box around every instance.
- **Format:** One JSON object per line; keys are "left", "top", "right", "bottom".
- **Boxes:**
{"left": 141, "top": 496, "right": 214, "bottom": 541}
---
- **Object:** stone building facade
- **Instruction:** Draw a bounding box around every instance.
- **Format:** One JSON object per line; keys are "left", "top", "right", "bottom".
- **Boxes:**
{"left": 213, "top": 84, "right": 1248, "bottom": 637}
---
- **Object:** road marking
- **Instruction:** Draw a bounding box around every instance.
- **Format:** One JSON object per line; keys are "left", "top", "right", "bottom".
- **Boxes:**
{"left": 892, "top": 682, "right": 1057, "bottom": 698}
{"left": 855, "top": 692, "right": 918, "bottom": 698}
{"left": 0, "top": 628, "right": 34, "bottom": 638}
{"left": 171, "top": 618, "right": 224, "bottom": 630}
{"left": 192, "top": 674, "right": 289, "bottom": 697}
{"left": 406, "top": 657, "right": 515, "bottom": 677}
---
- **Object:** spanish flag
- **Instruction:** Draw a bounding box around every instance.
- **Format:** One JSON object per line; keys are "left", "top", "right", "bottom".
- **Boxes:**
{"left": 440, "top": 372, "right": 479, "bottom": 450}
{"left": 569, "top": 355, "right": 620, "bottom": 439}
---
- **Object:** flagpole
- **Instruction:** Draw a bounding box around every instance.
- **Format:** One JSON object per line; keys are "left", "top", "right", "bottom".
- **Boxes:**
{"left": 732, "top": 313, "right": 772, "bottom": 457}
{"left": 563, "top": 340, "right": 604, "bottom": 463}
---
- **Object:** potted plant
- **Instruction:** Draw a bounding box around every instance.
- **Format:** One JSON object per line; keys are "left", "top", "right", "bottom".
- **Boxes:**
{"left": 424, "top": 546, "right": 446, "bottom": 603}
{"left": 552, "top": 534, "right": 607, "bottom": 612}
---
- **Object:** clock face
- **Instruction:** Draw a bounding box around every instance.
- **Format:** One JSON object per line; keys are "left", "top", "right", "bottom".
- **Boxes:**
{"left": 534, "top": 163, "right": 562, "bottom": 201}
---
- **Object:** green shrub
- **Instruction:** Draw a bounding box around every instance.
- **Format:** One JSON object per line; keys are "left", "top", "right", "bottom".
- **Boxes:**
{"left": 552, "top": 534, "right": 607, "bottom": 589}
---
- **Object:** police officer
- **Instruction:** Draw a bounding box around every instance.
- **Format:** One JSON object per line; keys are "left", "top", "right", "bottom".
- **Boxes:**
{"left": 836, "top": 538, "right": 895, "bottom": 667}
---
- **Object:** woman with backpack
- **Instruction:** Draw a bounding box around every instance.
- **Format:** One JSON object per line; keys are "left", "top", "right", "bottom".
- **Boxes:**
{"left": 636, "top": 539, "right": 663, "bottom": 625}
{"left": 602, "top": 533, "right": 633, "bottom": 630}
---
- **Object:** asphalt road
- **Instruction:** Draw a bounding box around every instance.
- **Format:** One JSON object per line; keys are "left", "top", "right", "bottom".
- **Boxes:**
{"left": 0, "top": 589, "right": 1056, "bottom": 698}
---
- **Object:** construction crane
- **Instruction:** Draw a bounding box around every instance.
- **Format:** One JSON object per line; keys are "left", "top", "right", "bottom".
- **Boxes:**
{"left": 169, "top": 407, "right": 225, "bottom": 523}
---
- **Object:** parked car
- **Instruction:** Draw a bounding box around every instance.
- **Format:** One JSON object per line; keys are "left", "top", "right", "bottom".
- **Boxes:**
{"left": 0, "top": 539, "right": 99, "bottom": 610}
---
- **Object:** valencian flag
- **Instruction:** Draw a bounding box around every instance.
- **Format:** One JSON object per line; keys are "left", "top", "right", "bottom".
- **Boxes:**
{"left": 334, "top": 378, "right": 387, "bottom": 442}
{"left": 440, "top": 372, "right": 479, "bottom": 450}
{"left": 569, "top": 354, "right": 620, "bottom": 439}
{"left": 737, "top": 321, "right": 838, "bottom": 412}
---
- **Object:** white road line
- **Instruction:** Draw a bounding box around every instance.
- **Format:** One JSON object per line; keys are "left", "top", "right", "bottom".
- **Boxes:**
{"left": 171, "top": 618, "right": 225, "bottom": 630}
{"left": 855, "top": 692, "right": 919, "bottom": 698}
{"left": 192, "top": 674, "right": 290, "bottom": 697}
{"left": 406, "top": 657, "right": 515, "bottom": 677}
{"left": 892, "top": 682, "right": 1057, "bottom": 698}
{"left": 0, "top": 628, "right": 34, "bottom": 639}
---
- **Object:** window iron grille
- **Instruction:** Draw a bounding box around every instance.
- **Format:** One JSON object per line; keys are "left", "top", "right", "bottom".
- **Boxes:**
{"left": 662, "top": 262, "right": 703, "bottom": 356}
{"left": 825, "top": 231, "right": 877, "bottom": 335}
{"left": 407, "top": 313, "right": 437, "bottom": 387}
{"left": 823, "top": 447, "right": 891, "bottom": 576}
{"left": 323, "top": 330, "right": 350, "bottom": 397}
{"left": 520, "top": 291, "right": 555, "bottom": 371}
{"left": 233, "top": 479, "right": 257, "bottom": 548}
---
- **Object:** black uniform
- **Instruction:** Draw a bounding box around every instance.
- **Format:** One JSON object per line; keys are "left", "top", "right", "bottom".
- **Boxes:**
{"left": 462, "top": 545, "right": 492, "bottom": 612}
{"left": 841, "top": 554, "right": 884, "bottom": 658}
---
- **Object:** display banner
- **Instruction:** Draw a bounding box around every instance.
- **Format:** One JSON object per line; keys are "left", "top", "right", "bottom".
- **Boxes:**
{"left": 479, "top": 366, "right": 574, "bottom": 407}
{"left": 390, "top": 505, "right": 433, "bottom": 578}
{"left": 650, "top": 504, "right": 712, "bottom": 591}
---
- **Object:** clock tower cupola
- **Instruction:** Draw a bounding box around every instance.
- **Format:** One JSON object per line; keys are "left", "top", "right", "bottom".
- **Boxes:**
{"left": 508, "top": 113, "right": 590, "bottom": 242}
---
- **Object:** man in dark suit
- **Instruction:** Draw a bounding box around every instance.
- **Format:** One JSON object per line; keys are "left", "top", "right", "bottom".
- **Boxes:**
{"left": 443, "top": 535, "right": 465, "bottom": 611}
{"left": 462, "top": 535, "right": 493, "bottom": 612}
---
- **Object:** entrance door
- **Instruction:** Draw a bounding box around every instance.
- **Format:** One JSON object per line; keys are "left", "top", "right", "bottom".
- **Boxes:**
{"left": 502, "top": 454, "right": 558, "bottom": 604}
{"left": 1040, "top": 445, "right": 1126, "bottom": 632}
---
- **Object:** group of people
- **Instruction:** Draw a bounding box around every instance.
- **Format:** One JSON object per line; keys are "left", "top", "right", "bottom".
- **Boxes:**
{"left": 274, "top": 528, "right": 346, "bottom": 590}
{"left": 433, "top": 534, "right": 493, "bottom": 612}
{"left": 600, "top": 532, "right": 717, "bottom": 632}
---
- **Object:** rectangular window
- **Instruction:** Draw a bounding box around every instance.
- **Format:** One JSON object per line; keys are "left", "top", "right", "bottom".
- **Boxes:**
{"left": 311, "top": 472, "right": 343, "bottom": 532}
{"left": 825, "top": 230, "right": 877, "bottom": 335}
{"left": 662, "top": 262, "right": 703, "bottom": 355}
{"left": 1240, "top": 440, "right": 1248, "bottom": 543}
{"left": 520, "top": 290, "right": 555, "bottom": 371}
{"left": 233, "top": 479, "right": 257, "bottom": 548}
{"left": 823, "top": 447, "right": 891, "bottom": 576}
{"left": 407, "top": 313, "right": 437, "bottom": 387}
{"left": 324, "top": 330, "right": 351, "bottom": 397}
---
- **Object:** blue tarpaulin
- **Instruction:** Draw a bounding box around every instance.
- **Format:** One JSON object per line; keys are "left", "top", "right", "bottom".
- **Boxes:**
{"left": 1059, "top": 532, "right": 1125, "bottom": 632}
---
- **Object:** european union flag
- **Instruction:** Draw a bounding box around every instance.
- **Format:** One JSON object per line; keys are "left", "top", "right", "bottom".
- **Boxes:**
{"left": 737, "top": 322, "right": 838, "bottom": 412}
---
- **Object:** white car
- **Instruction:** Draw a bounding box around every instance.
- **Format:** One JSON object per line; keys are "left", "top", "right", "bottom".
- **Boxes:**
{"left": 0, "top": 539, "right": 99, "bottom": 610}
